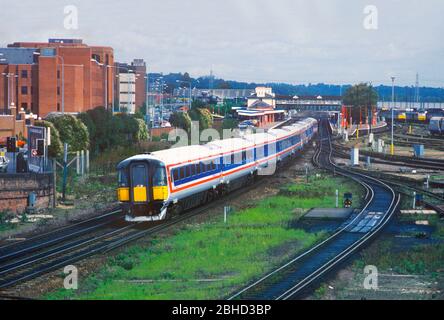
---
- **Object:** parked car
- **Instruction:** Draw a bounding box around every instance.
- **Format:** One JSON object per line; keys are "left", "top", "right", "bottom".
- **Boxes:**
{"left": 238, "top": 120, "right": 257, "bottom": 130}
{"left": 0, "top": 155, "right": 9, "bottom": 173}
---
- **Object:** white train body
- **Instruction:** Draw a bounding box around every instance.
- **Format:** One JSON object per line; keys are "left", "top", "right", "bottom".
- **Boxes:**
{"left": 117, "top": 118, "right": 318, "bottom": 222}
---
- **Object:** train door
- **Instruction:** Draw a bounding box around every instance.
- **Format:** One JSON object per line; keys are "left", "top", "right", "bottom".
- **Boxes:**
{"left": 130, "top": 162, "right": 150, "bottom": 203}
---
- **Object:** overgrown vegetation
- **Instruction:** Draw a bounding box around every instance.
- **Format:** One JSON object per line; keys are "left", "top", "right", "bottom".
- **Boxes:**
{"left": 47, "top": 114, "right": 89, "bottom": 152}
{"left": 280, "top": 175, "right": 364, "bottom": 208}
{"left": 78, "top": 107, "right": 149, "bottom": 155}
{"left": 353, "top": 218, "right": 444, "bottom": 276}
{"left": 45, "top": 176, "right": 363, "bottom": 300}
{"left": 0, "top": 210, "right": 15, "bottom": 232}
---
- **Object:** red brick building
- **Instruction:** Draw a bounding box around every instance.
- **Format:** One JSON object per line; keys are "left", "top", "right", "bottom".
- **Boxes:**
{"left": 0, "top": 39, "right": 114, "bottom": 118}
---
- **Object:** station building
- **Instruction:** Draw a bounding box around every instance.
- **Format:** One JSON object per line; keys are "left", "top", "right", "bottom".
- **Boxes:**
{"left": 234, "top": 87, "right": 285, "bottom": 127}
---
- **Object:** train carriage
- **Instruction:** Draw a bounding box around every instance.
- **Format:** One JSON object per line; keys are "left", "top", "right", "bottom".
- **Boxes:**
{"left": 429, "top": 117, "right": 444, "bottom": 135}
{"left": 117, "top": 118, "right": 318, "bottom": 222}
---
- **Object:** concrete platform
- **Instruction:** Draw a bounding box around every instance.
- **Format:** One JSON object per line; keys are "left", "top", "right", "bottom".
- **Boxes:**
{"left": 303, "top": 208, "right": 356, "bottom": 219}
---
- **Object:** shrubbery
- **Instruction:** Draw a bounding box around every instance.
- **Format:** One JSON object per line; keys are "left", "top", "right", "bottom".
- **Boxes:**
{"left": 47, "top": 114, "right": 89, "bottom": 152}
{"left": 78, "top": 107, "right": 149, "bottom": 155}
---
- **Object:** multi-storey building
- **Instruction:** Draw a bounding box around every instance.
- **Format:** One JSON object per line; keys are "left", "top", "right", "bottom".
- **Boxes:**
{"left": 115, "top": 59, "right": 147, "bottom": 112}
{"left": 117, "top": 73, "right": 136, "bottom": 114}
{"left": 0, "top": 38, "right": 114, "bottom": 118}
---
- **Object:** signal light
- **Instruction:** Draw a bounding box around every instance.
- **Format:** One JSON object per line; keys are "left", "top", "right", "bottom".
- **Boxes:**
{"left": 6, "top": 137, "right": 17, "bottom": 153}
{"left": 36, "top": 139, "right": 45, "bottom": 156}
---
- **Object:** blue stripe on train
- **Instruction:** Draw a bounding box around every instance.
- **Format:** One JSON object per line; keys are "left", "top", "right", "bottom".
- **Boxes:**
{"left": 172, "top": 128, "right": 314, "bottom": 187}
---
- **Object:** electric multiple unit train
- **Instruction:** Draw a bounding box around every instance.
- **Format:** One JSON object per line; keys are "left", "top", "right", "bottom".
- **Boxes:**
{"left": 429, "top": 117, "right": 444, "bottom": 135}
{"left": 116, "top": 118, "right": 318, "bottom": 222}
{"left": 379, "top": 108, "right": 444, "bottom": 123}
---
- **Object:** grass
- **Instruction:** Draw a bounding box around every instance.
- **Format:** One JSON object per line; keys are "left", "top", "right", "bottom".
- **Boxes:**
{"left": 0, "top": 210, "right": 16, "bottom": 232}
{"left": 45, "top": 175, "right": 364, "bottom": 300}
{"left": 352, "top": 212, "right": 444, "bottom": 276}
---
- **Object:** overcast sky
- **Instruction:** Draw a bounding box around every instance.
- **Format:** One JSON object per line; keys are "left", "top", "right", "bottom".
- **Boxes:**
{"left": 0, "top": 0, "right": 443, "bottom": 86}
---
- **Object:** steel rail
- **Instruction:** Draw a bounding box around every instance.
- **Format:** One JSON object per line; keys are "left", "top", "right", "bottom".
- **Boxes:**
{"left": 0, "top": 207, "right": 123, "bottom": 252}
{"left": 228, "top": 120, "right": 399, "bottom": 300}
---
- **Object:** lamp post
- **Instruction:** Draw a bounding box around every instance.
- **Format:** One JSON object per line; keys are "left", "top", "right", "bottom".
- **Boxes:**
{"left": 391, "top": 76, "right": 395, "bottom": 155}
{"left": 144, "top": 75, "right": 150, "bottom": 127}
{"left": 2, "top": 73, "right": 11, "bottom": 112}
{"left": 176, "top": 79, "right": 192, "bottom": 111}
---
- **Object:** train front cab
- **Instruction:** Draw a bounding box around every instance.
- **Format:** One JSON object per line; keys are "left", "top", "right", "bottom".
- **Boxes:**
{"left": 117, "top": 158, "right": 169, "bottom": 222}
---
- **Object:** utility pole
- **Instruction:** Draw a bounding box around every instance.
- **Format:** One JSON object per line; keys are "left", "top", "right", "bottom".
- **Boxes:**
{"left": 391, "top": 76, "right": 395, "bottom": 155}
{"left": 415, "top": 73, "right": 420, "bottom": 110}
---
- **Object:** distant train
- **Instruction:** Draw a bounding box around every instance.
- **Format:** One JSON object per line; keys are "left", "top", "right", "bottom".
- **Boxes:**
{"left": 379, "top": 108, "right": 444, "bottom": 123}
{"left": 117, "top": 118, "right": 318, "bottom": 222}
{"left": 429, "top": 117, "right": 444, "bottom": 136}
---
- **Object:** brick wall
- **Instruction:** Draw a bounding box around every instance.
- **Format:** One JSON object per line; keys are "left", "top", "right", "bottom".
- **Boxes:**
{"left": 150, "top": 127, "right": 177, "bottom": 138}
{"left": 0, "top": 173, "right": 54, "bottom": 214}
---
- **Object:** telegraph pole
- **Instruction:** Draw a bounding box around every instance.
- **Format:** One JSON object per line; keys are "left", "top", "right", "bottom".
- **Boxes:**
{"left": 391, "top": 76, "right": 395, "bottom": 155}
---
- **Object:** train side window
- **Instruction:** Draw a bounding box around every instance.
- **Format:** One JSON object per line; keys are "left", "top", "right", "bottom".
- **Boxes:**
{"left": 212, "top": 161, "right": 216, "bottom": 170}
{"left": 185, "top": 165, "right": 191, "bottom": 177}
{"left": 191, "top": 164, "right": 196, "bottom": 176}
{"left": 179, "top": 167, "right": 185, "bottom": 179}
{"left": 196, "top": 163, "right": 201, "bottom": 174}
{"left": 247, "top": 149, "right": 253, "bottom": 162}
{"left": 242, "top": 151, "right": 246, "bottom": 163}
{"left": 172, "top": 169, "right": 179, "bottom": 182}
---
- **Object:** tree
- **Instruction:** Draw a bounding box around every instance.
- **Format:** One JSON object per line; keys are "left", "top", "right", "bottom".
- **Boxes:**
{"left": 222, "top": 117, "right": 239, "bottom": 130}
{"left": 78, "top": 107, "right": 113, "bottom": 153}
{"left": 34, "top": 120, "right": 63, "bottom": 158}
{"left": 134, "top": 118, "right": 149, "bottom": 142}
{"left": 182, "top": 72, "right": 192, "bottom": 83}
{"left": 48, "top": 114, "right": 89, "bottom": 152}
{"left": 191, "top": 99, "right": 206, "bottom": 109}
{"left": 217, "top": 80, "right": 231, "bottom": 89}
{"left": 343, "top": 83, "right": 378, "bottom": 125}
{"left": 169, "top": 112, "right": 192, "bottom": 131}
{"left": 189, "top": 108, "right": 213, "bottom": 130}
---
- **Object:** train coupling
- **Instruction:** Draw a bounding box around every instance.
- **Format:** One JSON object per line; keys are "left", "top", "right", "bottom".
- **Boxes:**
{"left": 125, "top": 204, "right": 168, "bottom": 222}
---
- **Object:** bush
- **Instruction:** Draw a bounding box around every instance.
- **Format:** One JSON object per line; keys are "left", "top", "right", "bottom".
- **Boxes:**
{"left": 222, "top": 118, "right": 239, "bottom": 130}
{"left": 47, "top": 114, "right": 89, "bottom": 152}
{"left": 189, "top": 108, "right": 213, "bottom": 130}
{"left": 78, "top": 107, "right": 149, "bottom": 154}
{"left": 170, "top": 112, "right": 192, "bottom": 131}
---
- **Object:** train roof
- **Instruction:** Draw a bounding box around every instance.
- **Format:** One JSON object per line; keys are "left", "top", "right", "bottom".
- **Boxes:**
{"left": 117, "top": 118, "right": 317, "bottom": 168}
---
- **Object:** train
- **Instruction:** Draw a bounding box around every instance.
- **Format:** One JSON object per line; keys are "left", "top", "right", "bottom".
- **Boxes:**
{"left": 429, "top": 117, "right": 444, "bottom": 135}
{"left": 379, "top": 108, "right": 444, "bottom": 123}
{"left": 116, "top": 118, "right": 318, "bottom": 222}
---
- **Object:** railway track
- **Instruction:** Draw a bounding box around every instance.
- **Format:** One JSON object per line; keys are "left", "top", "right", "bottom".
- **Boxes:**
{"left": 0, "top": 145, "right": 315, "bottom": 293}
{"left": 332, "top": 143, "right": 444, "bottom": 171}
{"left": 228, "top": 119, "right": 400, "bottom": 300}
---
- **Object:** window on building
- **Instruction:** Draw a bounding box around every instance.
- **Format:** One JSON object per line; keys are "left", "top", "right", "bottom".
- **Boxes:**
{"left": 21, "top": 86, "right": 28, "bottom": 95}
{"left": 21, "top": 70, "right": 28, "bottom": 78}
{"left": 57, "top": 87, "right": 60, "bottom": 95}
{"left": 57, "top": 70, "right": 60, "bottom": 79}
{"left": 57, "top": 103, "right": 60, "bottom": 112}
